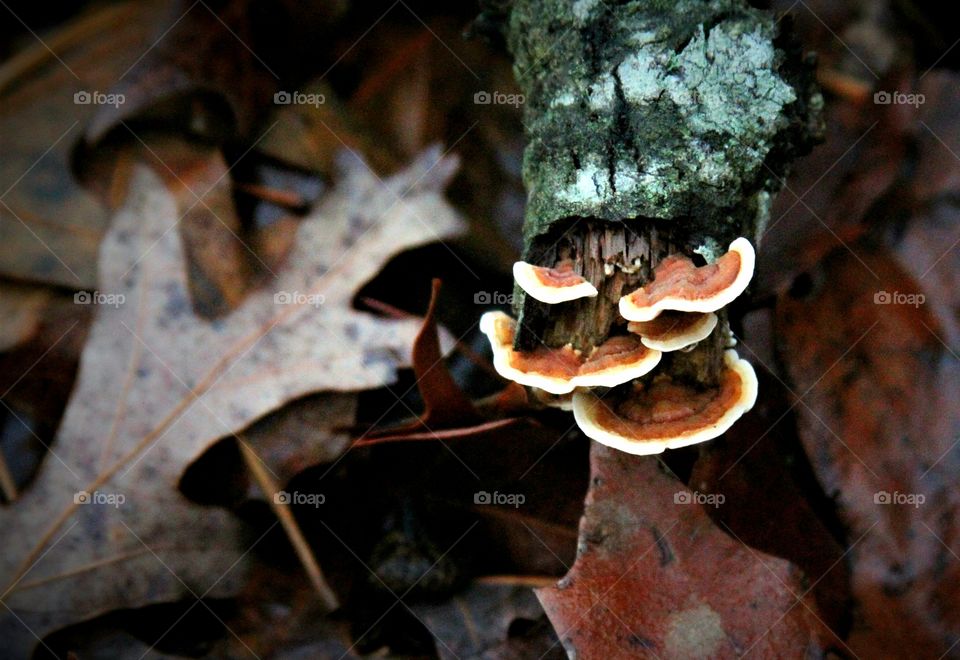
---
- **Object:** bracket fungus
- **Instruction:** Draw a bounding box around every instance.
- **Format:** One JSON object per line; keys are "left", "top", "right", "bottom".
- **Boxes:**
{"left": 619, "top": 238, "right": 756, "bottom": 322}
{"left": 486, "top": 0, "right": 823, "bottom": 459}
{"left": 512, "top": 260, "right": 599, "bottom": 304}
{"left": 571, "top": 350, "right": 758, "bottom": 455}
{"left": 531, "top": 388, "right": 574, "bottom": 411}
{"left": 627, "top": 311, "right": 718, "bottom": 353}
{"left": 481, "top": 236, "right": 759, "bottom": 455}
{"left": 479, "top": 311, "right": 661, "bottom": 395}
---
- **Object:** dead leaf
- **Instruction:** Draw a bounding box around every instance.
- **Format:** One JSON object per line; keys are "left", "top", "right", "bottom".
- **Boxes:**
{"left": 240, "top": 392, "right": 357, "bottom": 495}
{"left": 0, "top": 146, "right": 465, "bottom": 655}
{"left": 910, "top": 72, "right": 960, "bottom": 203}
{"left": 412, "top": 581, "right": 562, "bottom": 659}
{"left": 776, "top": 242, "right": 960, "bottom": 658}
{"left": 756, "top": 98, "right": 903, "bottom": 297}
{"left": 689, "top": 363, "right": 852, "bottom": 634}
{"left": 537, "top": 443, "right": 831, "bottom": 658}
{"left": 361, "top": 278, "right": 484, "bottom": 443}
{"left": 0, "top": 0, "right": 170, "bottom": 288}
{"left": 0, "top": 284, "right": 50, "bottom": 352}
{"left": 83, "top": 0, "right": 276, "bottom": 143}
{"left": 355, "top": 279, "right": 536, "bottom": 446}
{"left": 256, "top": 80, "right": 396, "bottom": 177}
{"left": 174, "top": 148, "right": 257, "bottom": 317}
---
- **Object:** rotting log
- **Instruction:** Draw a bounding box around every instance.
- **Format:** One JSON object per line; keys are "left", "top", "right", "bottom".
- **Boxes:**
{"left": 496, "top": 0, "right": 823, "bottom": 387}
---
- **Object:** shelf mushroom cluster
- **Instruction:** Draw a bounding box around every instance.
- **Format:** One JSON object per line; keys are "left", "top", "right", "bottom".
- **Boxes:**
{"left": 481, "top": 238, "right": 759, "bottom": 455}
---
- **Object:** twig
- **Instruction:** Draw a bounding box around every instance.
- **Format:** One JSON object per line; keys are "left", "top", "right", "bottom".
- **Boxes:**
{"left": 236, "top": 436, "right": 338, "bottom": 611}
{"left": 475, "top": 574, "right": 558, "bottom": 588}
{"left": 234, "top": 182, "right": 306, "bottom": 210}
{"left": 0, "top": 450, "right": 17, "bottom": 501}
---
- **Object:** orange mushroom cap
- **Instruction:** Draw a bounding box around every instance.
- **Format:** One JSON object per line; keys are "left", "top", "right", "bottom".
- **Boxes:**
{"left": 572, "top": 349, "right": 758, "bottom": 455}
{"left": 513, "top": 260, "right": 598, "bottom": 304}
{"left": 619, "top": 237, "right": 755, "bottom": 322}
{"left": 479, "top": 311, "right": 661, "bottom": 394}
{"left": 627, "top": 311, "right": 718, "bottom": 352}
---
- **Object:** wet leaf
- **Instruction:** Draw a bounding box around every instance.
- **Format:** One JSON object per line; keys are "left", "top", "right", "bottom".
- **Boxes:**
{"left": 776, "top": 241, "right": 960, "bottom": 658}
{"left": 689, "top": 362, "right": 852, "bottom": 634}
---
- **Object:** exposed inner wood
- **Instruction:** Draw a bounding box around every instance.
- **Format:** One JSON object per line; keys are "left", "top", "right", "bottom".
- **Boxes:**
{"left": 514, "top": 220, "right": 726, "bottom": 387}
{"left": 516, "top": 220, "right": 670, "bottom": 351}
{"left": 660, "top": 319, "right": 726, "bottom": 388}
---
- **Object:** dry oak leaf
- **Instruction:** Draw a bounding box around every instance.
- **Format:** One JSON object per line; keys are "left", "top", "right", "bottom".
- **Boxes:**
{"left": 537, "top": 443, "right": 831, "bottom": 659}
{"left": 0, "top": 147, "right": 465, "bottom": 656}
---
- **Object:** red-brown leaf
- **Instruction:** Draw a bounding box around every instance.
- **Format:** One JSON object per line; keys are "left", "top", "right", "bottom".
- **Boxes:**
{"left": 537, "top": 443, "right": 832, "bottom": 658}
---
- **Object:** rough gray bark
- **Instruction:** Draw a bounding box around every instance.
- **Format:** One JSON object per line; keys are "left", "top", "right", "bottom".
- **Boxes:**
{"left": 499, "top": 0, "right": 823, "bottom": 379}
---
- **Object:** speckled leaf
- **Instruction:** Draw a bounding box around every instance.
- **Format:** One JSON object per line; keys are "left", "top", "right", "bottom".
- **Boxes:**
{"left": 0, "top": 147, "right": 465, "bottom": 656}
{"left": 537, "top": 443, "right": 830, "bottom": 659}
